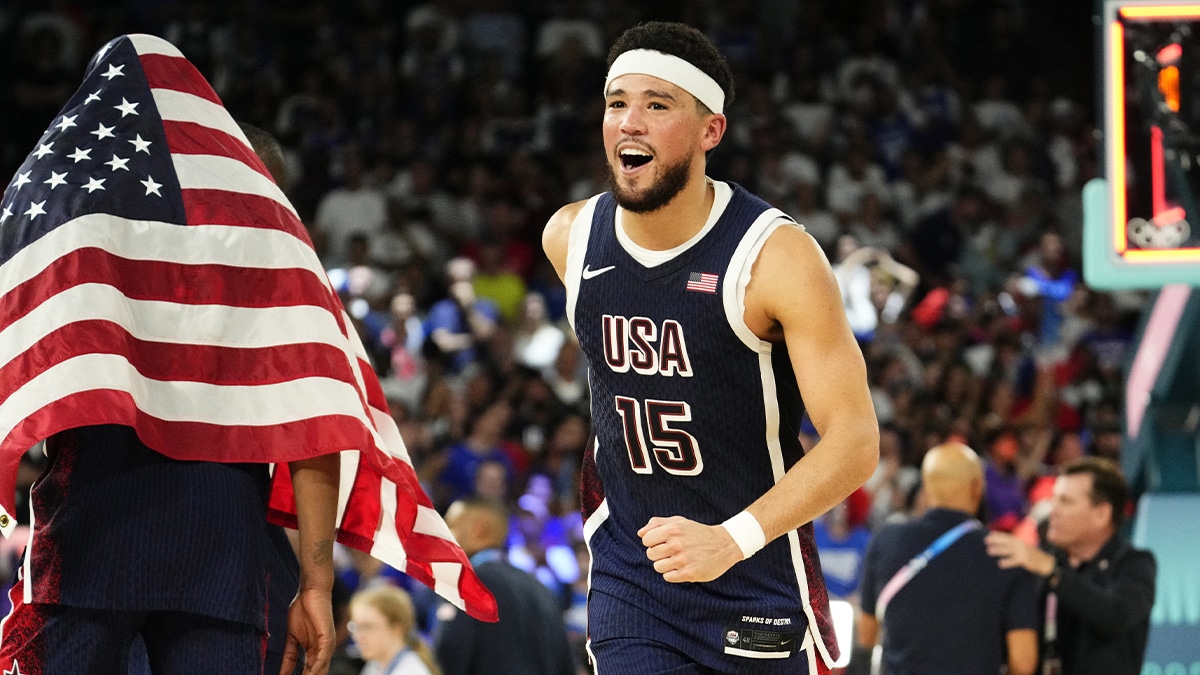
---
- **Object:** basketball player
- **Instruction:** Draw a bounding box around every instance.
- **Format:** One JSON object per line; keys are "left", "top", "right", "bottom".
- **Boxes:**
{"left": 542, "top": 21, "right": 879, "bottom": 674}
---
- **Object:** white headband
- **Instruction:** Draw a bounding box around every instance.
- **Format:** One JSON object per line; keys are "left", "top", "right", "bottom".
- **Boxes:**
{"left": 604, "top": 49, "right": 725, "bottom": 114}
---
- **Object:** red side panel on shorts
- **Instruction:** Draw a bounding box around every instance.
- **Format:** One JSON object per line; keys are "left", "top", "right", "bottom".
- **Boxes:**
{"left": 0, "top": 574, "right": 47, "bottom": 675}
{"left": 580, "top": 438, "right": 604, "bottom": 521}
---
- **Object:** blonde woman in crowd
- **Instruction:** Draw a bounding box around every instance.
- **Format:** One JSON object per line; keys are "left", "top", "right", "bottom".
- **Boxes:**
{"left": 350, "top": 585, "right": 441, "bottom": 675}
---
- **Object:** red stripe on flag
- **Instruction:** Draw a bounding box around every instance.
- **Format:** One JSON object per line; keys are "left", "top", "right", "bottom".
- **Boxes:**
{"left": 410, "top": 531, "right": 482, "bottom": 563}
{"left": 0, "top": 322, "right": 358, "bottom": 400}
{"left": 268, "top": 459, "right": 386, "bottom": 548}
{"left": 358, "top": 356, "right": 390, "bottom": 413}
{"left": 1, "top": 390, "right": 375, "bottom": 469}
{"left": 138, "top": 53, "right": 223, "bottom": 106}
{"left": 161, "top": 120, "right": 272, "bottom": 181}
{"left": 266, "top": 464, "right": 298, "bottom": 527}
{"left": 0, "top": 248, "right": 337, "bottom": 334}
{"left": 336, "top": 457, "right": 383, "bottom": 541}
{"left": 388, "top": 457, "right": 421, "bottom": 531}
{"left": 180, "top": 189, "right": 310, "bottom": 238}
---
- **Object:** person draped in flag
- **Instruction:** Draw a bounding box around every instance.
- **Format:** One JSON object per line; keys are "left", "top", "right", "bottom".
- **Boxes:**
{"left": 541, "top": 21, "right": 879, "bottom": 674}
{"left": 0, "top": 34, "right": 495, "bottom": 675}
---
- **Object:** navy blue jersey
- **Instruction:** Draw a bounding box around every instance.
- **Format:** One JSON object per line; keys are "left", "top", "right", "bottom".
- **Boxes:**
{"left": 25, "top": 425, "right": 274, "bottom": 630}
{"left": 567, "top": 183, "right": 838, "bottom": 670}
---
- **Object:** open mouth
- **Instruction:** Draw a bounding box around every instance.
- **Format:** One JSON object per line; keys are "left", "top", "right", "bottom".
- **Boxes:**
{"left": 619, "top": 149, "right": 653, "bottom": 171}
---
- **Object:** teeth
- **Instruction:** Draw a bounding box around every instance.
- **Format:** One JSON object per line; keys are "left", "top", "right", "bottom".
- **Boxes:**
{"left": 621, "top": 149, "right": 651, "bottom": 157}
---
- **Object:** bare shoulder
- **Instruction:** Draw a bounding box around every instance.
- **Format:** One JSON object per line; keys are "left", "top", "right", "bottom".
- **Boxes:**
{"left": 757, "top": 222, "right": 828, "bottom": 270}
{"left": 542, "top": 199, "right": 589, "bottom": 282}
{"left": 744, "top": 222, "right": 840, "bottom": 333}
{"left": 749, "top": 223, "right": 840, "bottom": 317}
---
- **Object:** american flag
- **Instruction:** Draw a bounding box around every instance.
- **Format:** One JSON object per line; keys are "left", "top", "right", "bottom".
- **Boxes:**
{"left": 0, "top": 34, "right": 497, "bottom": 621}
{"left": 685, "top": 271, "right": 719, "bottom": 294}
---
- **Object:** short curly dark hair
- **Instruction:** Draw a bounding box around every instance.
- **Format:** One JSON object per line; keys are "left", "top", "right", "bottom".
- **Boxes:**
{"left": 606, "top": 21, "right": 735, "bottom": 113}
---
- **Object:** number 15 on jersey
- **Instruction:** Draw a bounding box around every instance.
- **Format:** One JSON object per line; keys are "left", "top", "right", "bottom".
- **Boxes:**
{"left": 614, "top": 395, "right": 704, "bottom": 476}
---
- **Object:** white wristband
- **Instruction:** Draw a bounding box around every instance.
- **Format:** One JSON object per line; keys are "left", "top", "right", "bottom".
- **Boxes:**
{"left": 721, "top": 511, "right": 766, "bottom": 560}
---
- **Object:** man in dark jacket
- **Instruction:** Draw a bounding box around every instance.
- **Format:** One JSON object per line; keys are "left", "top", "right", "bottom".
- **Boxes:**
{"left": 987, "top": 457, "right": 1157, "bottom": 675}
{"left": 435, "top": 498, "right": 575, "bottom": 675}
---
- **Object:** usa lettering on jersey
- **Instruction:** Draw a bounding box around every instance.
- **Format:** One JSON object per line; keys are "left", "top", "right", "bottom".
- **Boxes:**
{"left": 601, "top": 314, "right": 693, "bottom": 377}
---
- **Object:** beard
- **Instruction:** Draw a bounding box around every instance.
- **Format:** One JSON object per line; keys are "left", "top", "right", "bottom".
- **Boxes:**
{"left": 605, "top": 152, "right": 692, "bottom": 214}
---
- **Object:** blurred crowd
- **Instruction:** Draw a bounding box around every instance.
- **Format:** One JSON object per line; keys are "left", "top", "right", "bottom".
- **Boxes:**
{"left": 2, "top": 0, "right": 1140, "bottom": 671}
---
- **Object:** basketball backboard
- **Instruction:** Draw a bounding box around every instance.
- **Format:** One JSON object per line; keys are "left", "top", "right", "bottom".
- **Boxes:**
{"left": 1087, "top": 0, "right": 1200, "bottom": 288}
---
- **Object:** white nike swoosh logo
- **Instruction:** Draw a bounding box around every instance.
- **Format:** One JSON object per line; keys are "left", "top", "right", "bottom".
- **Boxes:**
{"left": 581, "top": 264, "right": 616, "bottom": 279}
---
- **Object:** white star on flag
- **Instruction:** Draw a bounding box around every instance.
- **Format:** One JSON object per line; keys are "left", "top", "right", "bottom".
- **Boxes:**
{"left": 114, "top": 98, "right": 140, "bottom": 117}
{"left": 102, "top": 63, "right": 125, "bottom": 80}
{"left": 34, "top": 143, "right": 54, "bottom": 159}
{"left": 24, "top": 201, "right": 46, "bottom": 219}
{"left": 56, "top": 115, "right": 78, "bottom": 132}
{"left": 91, "top": 123, "right": 116, "bottom": 140}
{"left": 0, "top": 206, "right": 11, "bottom": 224}
{"left": 82, "top": 177, "right": 107, "bottom": 193}
{"left": 85, "top": 90, "right": 102, "bottom": 104}
{"left": 43, "top": 172, "right": 68, "bottom": 190}
{"left": 105, "top": 155, "right": 130, "bottom": 171}
{"left": 68, "top": 147, "right": 92, "bottom": 163}
{"left": 140, "top": 175, "right": 163, "bottom": 197}
{"left": 4, "top": 658, "right": 20, "bottom": 675}
{"left": 129, "top": 135, "right": 152, "bottom": 154}
{"left": 12, "top": 172, "right": 31, "bottom": 190}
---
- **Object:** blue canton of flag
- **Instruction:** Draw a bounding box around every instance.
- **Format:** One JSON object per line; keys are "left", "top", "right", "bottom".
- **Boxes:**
{"left": 0, "top": 45, "right": 179, "bottom": 265}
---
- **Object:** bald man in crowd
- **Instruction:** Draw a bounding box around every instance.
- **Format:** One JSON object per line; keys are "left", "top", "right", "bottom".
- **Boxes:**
{"left": 434, "top": 499, "right": 574, "bottom": 675}
{"left": 851, "top": 444, "right": 1039, "bottom": 675}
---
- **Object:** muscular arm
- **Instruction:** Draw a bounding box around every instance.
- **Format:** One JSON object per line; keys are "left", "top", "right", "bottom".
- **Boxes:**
{"left": 280, "top": 453, "right": 340, "bottom": 675}
{"left": 641, "top": 225, "right": 879, "bottom": 582}
{"left": 743, "top": 225, "right": 880, "bottom": 542}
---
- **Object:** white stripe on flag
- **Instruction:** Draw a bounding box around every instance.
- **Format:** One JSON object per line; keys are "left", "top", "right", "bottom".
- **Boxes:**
{"left": 371, "top": 478, "right": 409, "bottom": 569}
{"left": 369, "top": 407, "right": 413, "bottom": 464}
{"left": 0, "top": 214, "right": 326, "bottom": 296}
{"left": 430, "top": 561, "right": 465, "bottom": 608}
{"left": 335, "top": 450, "right": 361, "bottom": 525}
{"left": 414, "top": 505, "right": 455, "bottom": 540}
{"left": 172, "top": 153, "right": 296, "bottom": 216}
{"left": 129, "top": 33, "right": 185, "bottom": 58}
{"left": 0, "top": 285, "right": 348, "bottom": 368}
{"left": 0, "top": 354, "right": 368, "bottom": 440}
{"left": 152, "top": 89, "right": 250, "bottom": 148}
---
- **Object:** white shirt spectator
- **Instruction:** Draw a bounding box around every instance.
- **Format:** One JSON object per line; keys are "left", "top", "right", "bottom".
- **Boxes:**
{"left": 781, "top": 100, "right": 835, "bottom": 149}
{"left": 826, "top": 159, "right": 890, "bottom": 216}
{"left": 314, "top": 185, "right": 388, "bottom": 267}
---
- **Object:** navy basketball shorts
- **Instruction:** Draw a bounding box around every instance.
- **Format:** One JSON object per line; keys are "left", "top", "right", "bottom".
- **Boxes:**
{"left": 589, "top": 635, "right": 830, "bottom": 675}
{"left": 0, "top": 576, "right": 266, "bottom": 675}
{"left": 587, "top": 589, "right": 831, "bottom": 675}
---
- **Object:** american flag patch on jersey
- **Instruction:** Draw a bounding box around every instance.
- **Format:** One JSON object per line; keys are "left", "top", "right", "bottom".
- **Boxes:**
{"left": 686, "top": 271, "right": 719, "bottom": 293}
